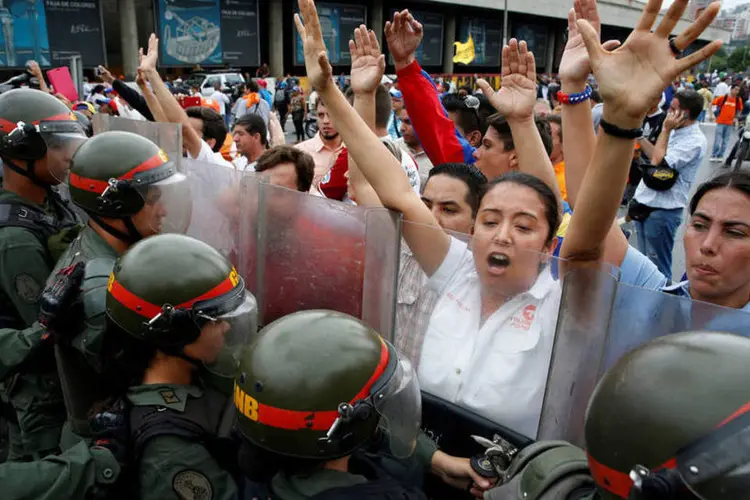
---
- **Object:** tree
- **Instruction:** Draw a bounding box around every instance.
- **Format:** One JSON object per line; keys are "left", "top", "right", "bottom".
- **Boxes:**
{"left": 727, "top": 46, "right": 750, "bottom": 72}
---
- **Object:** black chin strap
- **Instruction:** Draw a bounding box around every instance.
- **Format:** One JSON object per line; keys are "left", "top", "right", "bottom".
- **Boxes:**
{"left": 89, "top": 214, "right": 143, "bottom": 244}
{"left": 3, "top": 158, "right": 52, "bottom": 187}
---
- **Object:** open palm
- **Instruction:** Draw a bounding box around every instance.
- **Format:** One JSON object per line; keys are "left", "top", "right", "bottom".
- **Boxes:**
{"left": 295, "top": 0, "right": 333, "bottom": 91}
{"left": 478, "top": 39, "right": 536, "bottom": 120}
{"left": 350, "top": 26, "right": 385, "bottom": 94}
{"left": 578, "top": 0, "right": 722, "bottom": 123}
{"left": 385, "top": 10, "right": 423, "bottom": 64}
{"left": 560, "top": 0, "right": 615, "bottom": 82}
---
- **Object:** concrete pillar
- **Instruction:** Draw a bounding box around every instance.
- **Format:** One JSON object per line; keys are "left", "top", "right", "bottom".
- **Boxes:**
{"left": 545, "top": 29, "right": 556, "bottom": 75}
{"left": 371, "top": 0, "right": 383, "bottom": 46}
{"left": 442, "top": 14, "right": 455, "bottom": 75}
{"left": 119, "top": 0, "right": 139, "bottom": 80}
{"left": 269, "top": 0, "right": 284, "bottom": 77}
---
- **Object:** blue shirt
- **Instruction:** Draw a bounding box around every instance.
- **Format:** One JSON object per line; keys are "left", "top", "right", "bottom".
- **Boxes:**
{"left": 633, "top": 122, "right": 707, "bottom": 210}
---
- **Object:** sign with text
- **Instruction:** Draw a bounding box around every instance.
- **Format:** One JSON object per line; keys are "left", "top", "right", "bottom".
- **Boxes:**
{"left": 0, "top": 0, "right": 105, "bottom": 68}
{"left": 295, "top": 2, "right": 366, "bottom": 66}
{"left": 219, "top": 0, "right": 260, "bottom": 66}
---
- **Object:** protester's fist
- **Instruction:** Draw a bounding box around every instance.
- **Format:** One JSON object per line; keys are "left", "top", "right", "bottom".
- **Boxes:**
{"left": 476, "top": 39, "right": 537, "bottom": 122}
{"left": 97, "top": 65, "right": 115, "bottom": 84}
{"left": 385, "top": 10, "right": 423, "bottom": 70}
{"left": 559, "top": 0, "right": 620, "bottom": 83}
{"left": 578, "top": 0, "right": 722, "bottom": 128}
{"left": 294, "top": 0, "right": 333, "bottom": 92}
{"left": 350, "top": 25, "right": 385, "bottom": 95}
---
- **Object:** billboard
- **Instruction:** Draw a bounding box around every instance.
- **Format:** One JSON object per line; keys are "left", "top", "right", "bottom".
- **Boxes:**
{"left": 0, "top": 0, "right": 105, "bottom": 68}
{"left": 156, "top": 0, "right": 260, "bottom": 67}
{"left": 294, "top": 2, "right": 366, "bottom": 66}
{"left": 513, "top": 23, "right": 547, "bottom": 64}
{"left": 458, "top": 16, "right": 502, "bottom": 67}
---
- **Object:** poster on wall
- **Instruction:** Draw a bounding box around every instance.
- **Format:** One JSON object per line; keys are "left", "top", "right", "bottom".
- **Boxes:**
{"left": 294, "top": 2, "right": 366, "bottom": 66}
{"left": 0, "top": 0, "right": 104, "bottom": 68}
{"left": 388, "top": 10, "right": 443, "bottom": 66}
{"left": 157, "top": 0, "right": 260, "bottom": 67}
{"left": 458, "top": 17, "right": 502, "bottom": 67}
{"left": 513, "top": 23, "right": 547, "bottom": 63}
{"left": 219, "top": 0, "right": 260, "bottom": 66}
{"left": 158, "top": 0, "right": 223, "bottom": 66}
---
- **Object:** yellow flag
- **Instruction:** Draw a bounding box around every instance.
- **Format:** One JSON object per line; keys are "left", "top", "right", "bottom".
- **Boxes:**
{"left": 453, "top": 35, "right": 475, "bottom": 65}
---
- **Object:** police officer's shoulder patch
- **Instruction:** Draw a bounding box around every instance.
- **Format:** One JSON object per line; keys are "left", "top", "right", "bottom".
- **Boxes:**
{"left": 172, "top": 470, "right": 213, "bottom": 500}
{"left": 14, "top": 273, "right": 41, "bottom": 303}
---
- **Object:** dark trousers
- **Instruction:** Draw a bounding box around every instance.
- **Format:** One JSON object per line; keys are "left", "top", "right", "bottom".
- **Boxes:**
{"left": 292, "top": 111, "right": 304, "bottom": 142}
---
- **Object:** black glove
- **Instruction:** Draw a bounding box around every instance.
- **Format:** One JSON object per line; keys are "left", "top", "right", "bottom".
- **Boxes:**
{"left": 90, "top": 398, "right": 131, "bottom": 467}
{"left": 39, "top": 261, "right": 85, "bottom": 338}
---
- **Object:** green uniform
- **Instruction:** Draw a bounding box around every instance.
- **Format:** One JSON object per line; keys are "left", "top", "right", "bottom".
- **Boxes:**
{"left": 128, "top": 383, "right": 239, "bottom": 500}
{"left": 0, "top": 440, "right": 119, "bottom": 500}
{"left": 0, "top": 189, "right": 81, "bottom": 461}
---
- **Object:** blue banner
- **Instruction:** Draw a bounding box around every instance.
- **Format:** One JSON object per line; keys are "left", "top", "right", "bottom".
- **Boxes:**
{"left": 0, "top": 0, "right": 51, "bottom": 67}
{"left": 158, "top": 0, "right": 223, "bottom": 66}
{"left": 458, "top": 17, "right": 502, "bottom": 67}
{"left": 295, "top": 2, "right": 366, "bottom": 66}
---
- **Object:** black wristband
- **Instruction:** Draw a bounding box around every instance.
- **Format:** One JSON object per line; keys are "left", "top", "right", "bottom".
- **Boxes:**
{"left": 599, "top": 118, "right": 643, "bottom": 139}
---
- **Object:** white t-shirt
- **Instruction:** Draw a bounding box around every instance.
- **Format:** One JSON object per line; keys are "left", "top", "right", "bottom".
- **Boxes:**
{"left": 417, "top": 237, "right": 562, "bottom": 438}
{"left": 233, "top": 155, "right": 256, "bottom": 172}
{"left": 188, "top": 140, "right": 235, "bottom": 169}
{"left": 210, "top": 90, "right": 231, "bottom": 116}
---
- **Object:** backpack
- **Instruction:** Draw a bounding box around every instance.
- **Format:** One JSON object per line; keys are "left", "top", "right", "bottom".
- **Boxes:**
{"left": 714, "top": 94, "right": 729, "bottom": 118}
{"left": 274, "top": 89, "right": 286, "bottom": 104}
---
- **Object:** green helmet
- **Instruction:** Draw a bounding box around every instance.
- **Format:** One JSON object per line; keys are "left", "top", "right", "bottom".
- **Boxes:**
{"left": 0, "top": 88, "right": 87, "bottom": 184}
{"left": 69, "top": 131, "right": 190, "bottom": 241}
{"left": 106, "top": 234, "right": 257, "bottom": 374}
{"left": 234, "top": 310, "right": 421, "bottom": 460}
{"left": 586, "top": 332, "right": 750, "bottom": 500}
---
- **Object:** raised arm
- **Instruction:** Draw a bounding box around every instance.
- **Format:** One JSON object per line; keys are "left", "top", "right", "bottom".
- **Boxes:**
{"left": 477, "top": 40, "right": 561, "bottom": 210}
{"left": 296, "top": 0, "right": 449, "bottom": 276}
{"left": 387, "top": 10, "right": 474, "bottom": 165}
{"left": 561, "top": 0, "right": 722, "bottom": 270}
{"left": 139, "top": 34, "right": 203, "bottom": 158}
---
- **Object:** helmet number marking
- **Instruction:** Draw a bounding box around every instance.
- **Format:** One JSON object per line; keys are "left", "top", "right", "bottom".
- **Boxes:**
{"left": 229, "top": 268, "right": 240, "bottom": 288}
{"left": 234, "top": 382, "right": 258, "bottom": 422}
{"left": 107, "top": 273, "right": 115, "bottom": 292}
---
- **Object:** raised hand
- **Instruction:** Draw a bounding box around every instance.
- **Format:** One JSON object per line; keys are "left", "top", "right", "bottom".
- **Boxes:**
{"left": 559, "top": 0, "right": 620, "bottom": 82}
{"left": 294, "top": 0, "right": 333, "bottom": 92}
{"left": 385, "top": 10, "right": 423, "bottom": 69}
{"left": 139, "top": 34, "right": 159, "bottom": 73}
{"left": 27, "top": 60, "right": 43, "bottom": 78}
{"left": 350, "top": 25, "right": 385, "bottom": 94}
{"left": 476, "top": 39, "right": 537, "bottom": 121}
{"left": 578, "top": 0, "right": 722, "bottom": 127}
{"left": 97, "top": 65, "right": 115, "bottom": 84}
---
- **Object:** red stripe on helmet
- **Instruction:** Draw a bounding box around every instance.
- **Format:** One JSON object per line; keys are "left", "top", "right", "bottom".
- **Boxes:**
{"left": 0, "top": 112, "right": 79, "bottom": 133}
{"left": 238, "top": 339, "right": 391, "bottom": 431}
{"left": 68, "top": 151, "right": 169, "bottom": 194}
{"left": 108, "top": 271, "right": 238, "bottom": 319}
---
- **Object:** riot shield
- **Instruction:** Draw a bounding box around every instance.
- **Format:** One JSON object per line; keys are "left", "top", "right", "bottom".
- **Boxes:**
{"left": 178, "top": 158, "right": 240, "bottom": 259}
{"left": 539, "top": 271, "right": 750, "bottom": 447}
{"left": 237, "top": 175, "right": 400, "bottom": 336}
{"left": 91, "top": 114, "right": 183, "bottom": 166}
{"left": 395, "top": 221, "right": 582, "bottom": 459}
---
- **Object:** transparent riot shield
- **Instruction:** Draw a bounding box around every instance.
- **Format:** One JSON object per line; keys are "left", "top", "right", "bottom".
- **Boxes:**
{"left": 395, "top": 220, "right": 581, "bottom": 480}
{"left": 539, "top": 272, "right": 750, "bottom": 447}
{"left": 178, "top": 158, "right": 240, "bottom": 259}
{"left": 237, "top": 175, "right": 400, "bottom": 336}
{"left": 91, "top": 114, "right": 182, "bottom": 166}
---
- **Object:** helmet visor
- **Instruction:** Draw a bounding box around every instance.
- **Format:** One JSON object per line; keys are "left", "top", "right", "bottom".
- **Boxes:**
{"left": 41, "top": 125, "right": 87, "bottom": 183}
{"left": 134, "top": 170, "right": 193, "bottom": 236}
{"left": 195, "top": 288, "right": 258, "bottom": 377}
{"left": 676, "top": 410, "right": 750, "bottom": 500}
{"left": 374, "top": 353, "right": 422, "bottom": 458}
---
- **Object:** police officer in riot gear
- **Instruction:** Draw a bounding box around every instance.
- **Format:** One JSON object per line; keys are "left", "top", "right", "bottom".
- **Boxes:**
{"left": 0, "top": 88, "right": 86, "bottom": 461}
{"left": 234, "top": 309, "right": 429, "bottom": 499}
{"left": 98, "top": 233, "right": 256, "bottom": 499}
{"left": 586, "top": 331, "right": 750, "bottom": 500}
{"left": 0, "top": 130, "right": 191, "bottom": 462}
